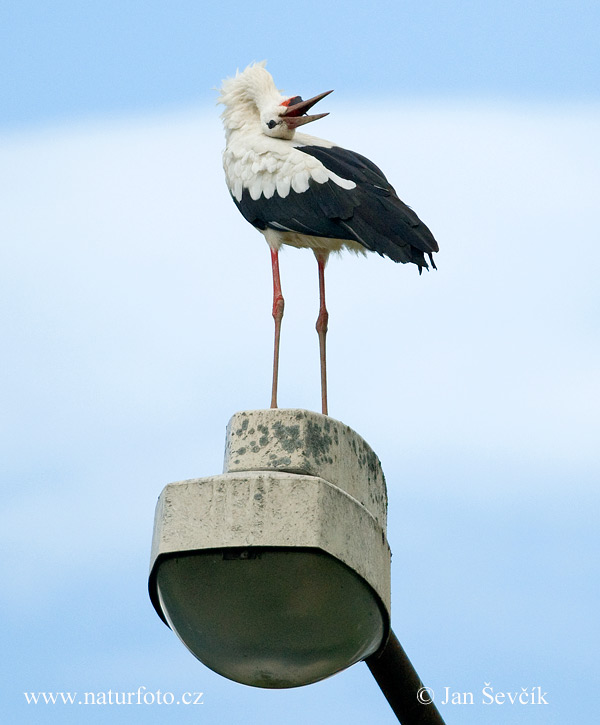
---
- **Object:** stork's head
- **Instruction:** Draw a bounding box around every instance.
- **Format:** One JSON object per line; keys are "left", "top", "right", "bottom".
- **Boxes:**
{"left": 218, "top": 62, "right": 332, "bottom": 140}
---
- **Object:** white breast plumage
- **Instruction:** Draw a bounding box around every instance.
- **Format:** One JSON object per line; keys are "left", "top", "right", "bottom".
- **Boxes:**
{"left": 223, "top": 134, "right": 356, "bottom": 203}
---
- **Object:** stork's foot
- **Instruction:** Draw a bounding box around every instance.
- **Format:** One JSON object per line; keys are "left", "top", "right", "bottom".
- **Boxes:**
{"left": 271, "top": 294, "right": 284, "bottom": 409}
{"left": 317, "top": 322, "right": 328, "bottom": 416}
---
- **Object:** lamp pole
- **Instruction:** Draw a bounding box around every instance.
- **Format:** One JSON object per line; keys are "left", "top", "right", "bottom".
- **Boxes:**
{"left": 366, "top": 629, "right": 446, "bottom": 724}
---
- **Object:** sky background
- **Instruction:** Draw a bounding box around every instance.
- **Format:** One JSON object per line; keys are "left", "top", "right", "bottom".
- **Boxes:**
{"left": 2, "top": 1, "right": 599, "bottom": 723}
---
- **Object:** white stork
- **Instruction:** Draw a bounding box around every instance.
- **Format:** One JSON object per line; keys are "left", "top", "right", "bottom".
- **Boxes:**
{"left": 218, "top": 62, "right": 438, "bottom": 416}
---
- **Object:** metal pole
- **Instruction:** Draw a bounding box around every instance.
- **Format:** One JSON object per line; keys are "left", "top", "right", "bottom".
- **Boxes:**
{"left": 366, "top": 629, "right": 446, "bottom": 724}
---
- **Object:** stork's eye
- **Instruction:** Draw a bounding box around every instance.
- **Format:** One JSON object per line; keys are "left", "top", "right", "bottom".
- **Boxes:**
{"left": 267, "top": 120, "right": 277, "bottom": 129}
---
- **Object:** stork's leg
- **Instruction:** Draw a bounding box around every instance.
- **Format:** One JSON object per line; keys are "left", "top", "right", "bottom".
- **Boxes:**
{"left": 270, "top": 248, "right": 285, "bottom": 409}
{"left": 315, "top": 250, "right": 330, "bottom": 416}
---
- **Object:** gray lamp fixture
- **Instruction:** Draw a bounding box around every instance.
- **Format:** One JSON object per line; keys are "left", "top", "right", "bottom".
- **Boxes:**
{"left": 148, "top": 409, "right": 391, "bottom": 688}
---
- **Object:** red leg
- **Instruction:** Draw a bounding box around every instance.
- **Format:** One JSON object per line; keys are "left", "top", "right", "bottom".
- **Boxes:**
{"left": 270, "top": 248, "right": 285, "bottom": 409}
{"left": 315, "top": 250, "right": 329, "bottom": 416}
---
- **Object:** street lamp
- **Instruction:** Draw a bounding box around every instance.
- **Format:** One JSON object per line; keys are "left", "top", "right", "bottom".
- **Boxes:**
{"left": 149, "top": 409, "right": 390, "bottom": 687}
{"left": 149, "top": 409, "right": 445, "bottom": 723}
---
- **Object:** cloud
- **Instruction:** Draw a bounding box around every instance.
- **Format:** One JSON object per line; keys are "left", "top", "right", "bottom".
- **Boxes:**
{"left": 1, "top": 103, "right": 598, "bottom": 483}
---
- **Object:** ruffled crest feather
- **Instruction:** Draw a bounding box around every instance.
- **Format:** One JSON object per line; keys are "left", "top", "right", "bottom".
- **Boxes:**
{"left": 218, "top": 61, "right": 285, "bottom": 134}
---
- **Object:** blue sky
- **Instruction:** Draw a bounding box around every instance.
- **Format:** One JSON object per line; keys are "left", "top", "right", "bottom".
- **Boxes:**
{"left": 1, "top": 2, "right": 599, "bottom": 724}
{"left": 2, "top": 0, "right": 600, "bottom": 129}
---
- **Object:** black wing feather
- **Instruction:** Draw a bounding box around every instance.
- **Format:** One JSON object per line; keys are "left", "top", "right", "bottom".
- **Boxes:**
{"left": 233, "top": 144, "right": 439, "bottom": 270}
{"left": 299, "top": 145, "right": 438, "bottom": 264}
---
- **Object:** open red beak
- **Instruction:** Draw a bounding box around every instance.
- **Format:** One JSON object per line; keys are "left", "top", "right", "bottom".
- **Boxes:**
{"left": 281, "top": 90, "right": 333, "bottom": 129}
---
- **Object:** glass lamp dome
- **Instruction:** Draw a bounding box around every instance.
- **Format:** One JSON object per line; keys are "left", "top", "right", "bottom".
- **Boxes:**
{"left": 152, "top": 547, "right": 386, "bottom": 688}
